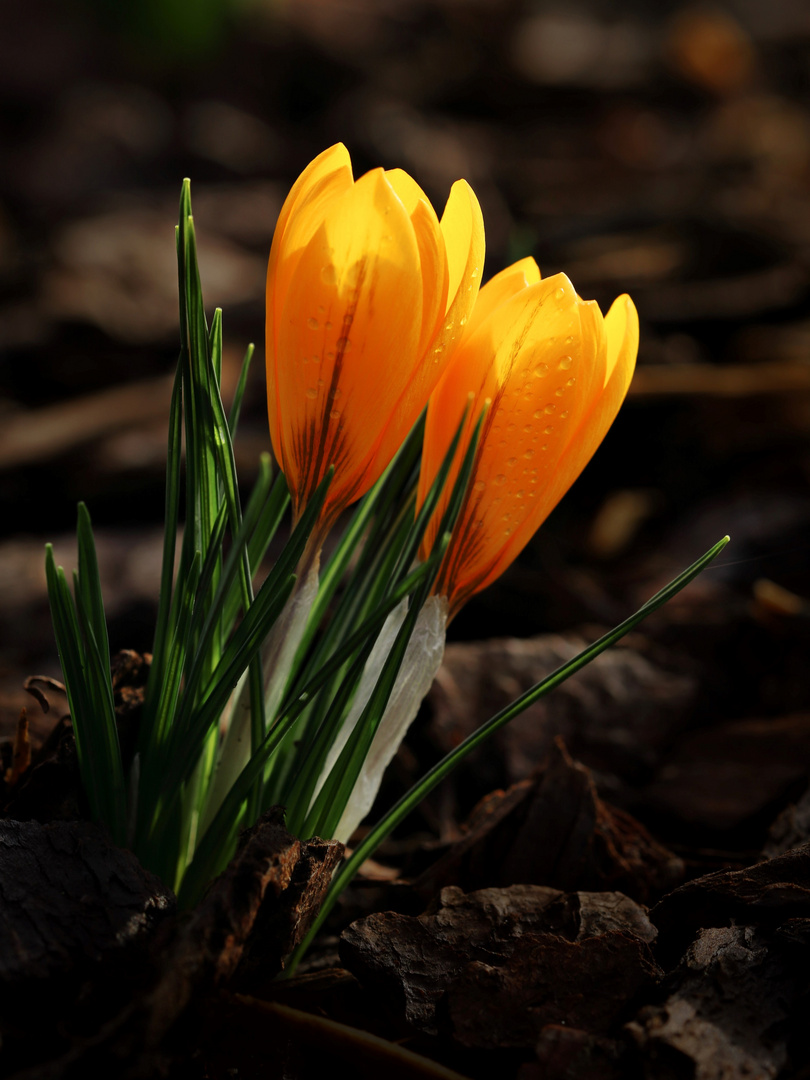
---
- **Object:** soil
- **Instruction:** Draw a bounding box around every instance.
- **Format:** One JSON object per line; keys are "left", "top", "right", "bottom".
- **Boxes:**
{"left": 3, "top": 1, "right": 810, "bottom": 1077}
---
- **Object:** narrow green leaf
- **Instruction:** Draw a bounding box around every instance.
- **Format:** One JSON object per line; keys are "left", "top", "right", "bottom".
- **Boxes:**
{"left": 177, "top": 551, "right": 446, "bottom": 907}
{"left": 287, "top": 535, "right": 731, "bottom": 972}
{"left": 295, "top": 408, "right": 483, "bottom": 837}
{"left": 141, "top": 569, "right": 298, "bottom": 864}
{"left": 46, "top": 545, "right": 126, "bottom": 841}
{"left": 228, "top": 343, "right": 255, "bottom": 434}
{"left": 138, "top": 548, "right": 203, "bottom": 800}
{"left": 209, "top": 306, "right": 223, "bottom": 386}
{"left": 155, "top": 468, "right": 333, "bottom": 802}
{"left": 75, "top": 503, "right": 110, "bottom": 671}
{"left": 72, "top": 579, "right": 127, "bottom": 845}
{"left": 142, "top": 363, "right": 183, "bottom": 754}
{"left": 221, "top": 464, "right": 289, "bottom": 632}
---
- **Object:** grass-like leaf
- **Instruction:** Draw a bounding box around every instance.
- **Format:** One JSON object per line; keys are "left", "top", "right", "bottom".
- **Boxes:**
{"left": 45, "top": 540, "right": 127, "bottom": 845}
{"left": 229, "top": 343, "right": 255, "bottom": 433}
{"left": 286, "top": 534, "right": 731, "bottom": 972}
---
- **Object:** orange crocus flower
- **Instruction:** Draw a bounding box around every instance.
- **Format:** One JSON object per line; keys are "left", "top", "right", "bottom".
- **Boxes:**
{"left": 418, "top": 257, "right": 638, "bottom": 617}
{"left": 266, "top": 144, "right": 485, "bottom": 536}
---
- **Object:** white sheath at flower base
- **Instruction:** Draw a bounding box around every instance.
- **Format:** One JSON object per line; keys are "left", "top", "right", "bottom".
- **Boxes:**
{"left": 313, "top": 593, "right": 449, "bottom": 845}
{"left": 199, "top": 563, "right": 320, "bottom": 832}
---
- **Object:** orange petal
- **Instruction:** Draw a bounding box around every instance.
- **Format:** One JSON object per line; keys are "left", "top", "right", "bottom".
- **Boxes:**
{"left": 471, "top": 295, "right": 637, "bottom": 599}
{"left": 385, "top": 168, "right": 449, "bottom": 361}
{"left": 266, "top": 145, "right": 353, "bottom": 465}
{"left": 367, "top": 179, "right": 485, "bottom": 487}
{"left": 274, "top": 168, "right": 424, "bottom": 518}
{"left": 476, "top": 296, "right": 610, "bottom": 592}
{"left": 434, "top": 179, "right": 485, "bottom": 358}
{"left": 419, "top": 274, "right": 638, "bottom": 616}
{"left": 461, "top": 257, "right": 541, "bottom": 344}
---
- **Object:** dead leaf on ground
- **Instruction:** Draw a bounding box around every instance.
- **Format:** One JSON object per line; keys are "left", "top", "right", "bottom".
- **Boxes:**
{"left": 518, "top": 1025, "right": 627, "bottom": 1080}
{"left": 650, "top": 841, "right": 810, "bottom": 968}
{"left": 410, "top": 738, "right": 683, "bottom": 906}
{"left": 0, "top": 818, "right": 174, "bottom": 1073}
{"left": 340, "top": 883, "right": 660, "bottom": 1047}
{"left": 628, "top": 925, "right": 802, "bottom": 1080}
{"left": 0, "top": 809, "right": 343, "bottom": 1078}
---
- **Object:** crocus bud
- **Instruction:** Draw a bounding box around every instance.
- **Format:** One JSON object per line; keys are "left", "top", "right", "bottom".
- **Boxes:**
{"left": 419, "top": 257, "right": 638, "bottom": 617}
{"left": 266, "top": 143, "right": 485, "bottom": 536}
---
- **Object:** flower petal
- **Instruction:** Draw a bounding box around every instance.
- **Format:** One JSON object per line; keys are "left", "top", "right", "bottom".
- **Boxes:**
{"left": 266, "top": 145, "right": 353, "bottom": 465}
{"left": 419, "top": 271, "right": 638, "bottom": 617}
{"left": 461, "top": 256, "right": 541, "bottom": 342}
{"left": 385, "top": 168, "right": 449, "bottom": 360}
{"left": 441, "top": 179, "right": 485, "bottom": 312}
{"left": 274, "top": 167, "right": 424, "bottom": 517}
{"left": 366, "top": 178, "right": 484, "bottom": 487}
{"left": 477, "top": 294, "right": 610, "bottom": 593}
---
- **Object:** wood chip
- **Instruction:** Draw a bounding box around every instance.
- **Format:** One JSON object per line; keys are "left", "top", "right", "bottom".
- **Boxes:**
{"left": 341, "top": 883, "right": 660, "bottom": 1044}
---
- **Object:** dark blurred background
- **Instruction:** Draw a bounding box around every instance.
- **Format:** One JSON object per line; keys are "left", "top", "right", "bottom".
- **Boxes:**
{"left": 2, "top": 0, "right": 810, "bottom": 738}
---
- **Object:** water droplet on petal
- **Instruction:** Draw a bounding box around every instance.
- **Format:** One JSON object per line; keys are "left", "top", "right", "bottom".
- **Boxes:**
{"left": 330, "top": 409, "right": 340, "bottom": 420}
{"left": 567, "top": 377, "right": 576, "bottom": 387}
{"left": 544, "top": 425, "right": 553, "bottom": 435}
{"left": 473, "top": 480, "right": 486, "bottom": 493}
{"left": 307, "top": 317, "right": 319, "bottom": 330}
{"left": 495, "top": 474, "right": 506, "bottom": 486}
{"left": 337, "top": 336, "right": 351, "bottom": 352}
{"left": 321, "top": 264, "right": 336, "bottom": 285}
{"left": 555, "top": 286, "right": 565, "bottom": 299}
{"left": 305, "top": 387, "right": 318, "bottom": 399}
{"left": 533, "top": 363, "right": 548, "bottom": 378}
{"left": 559, "top": 355, "right": 573, "bottom": 370}
{"left": 507, "top": 457, "right": 517, "bottom": 467}
{"left": 524, "top": 449, "right": 534, "bottom": 459}
{"left": 325, "top": 320, "right": 333, "bottom": 330}
{"left": 561, "top": 410, "right": 569, "bottom": 419}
